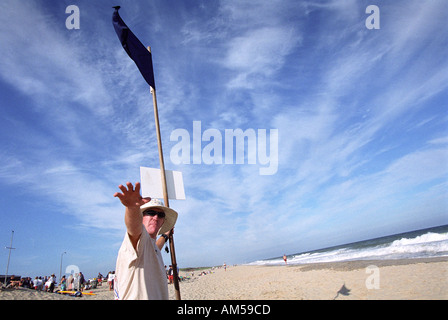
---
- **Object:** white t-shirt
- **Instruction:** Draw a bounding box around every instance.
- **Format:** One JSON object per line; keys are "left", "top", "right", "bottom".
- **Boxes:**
{"left": 114, "top": 225, "right": 168, "bottom": 300}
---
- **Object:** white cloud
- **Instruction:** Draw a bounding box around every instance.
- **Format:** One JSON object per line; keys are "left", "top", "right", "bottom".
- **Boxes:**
{"left": 429, "top": 137, "right": 448, "bottom": 145}
{"left": 224, "top": 27, "right": 300, "bottom": 88}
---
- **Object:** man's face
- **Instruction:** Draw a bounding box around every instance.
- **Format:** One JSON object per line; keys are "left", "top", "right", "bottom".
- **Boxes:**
{"left": 142, "top": 208, "right": 165, "bottom": 238}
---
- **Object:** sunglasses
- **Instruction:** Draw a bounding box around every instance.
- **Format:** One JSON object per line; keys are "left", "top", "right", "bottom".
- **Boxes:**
{"left": 142, "top": 209, "right": 165, "bottom": 218}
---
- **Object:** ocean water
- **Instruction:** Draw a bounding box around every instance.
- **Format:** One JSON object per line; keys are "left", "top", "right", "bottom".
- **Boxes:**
{"left": 247, "top": 224, "right": 448, "bottom": 266}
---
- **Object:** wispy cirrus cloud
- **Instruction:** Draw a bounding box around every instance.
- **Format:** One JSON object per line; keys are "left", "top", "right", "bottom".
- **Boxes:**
{"left": 0, "top": 1, "right": 157, "bottom": 233}
{"left": 224, "top": 26, "right": 301, "bottom": 89}
{"left": 170, "top": 0, "right": 448, "bottom": 263}
{"left": 0, "top": 2, "right": 112, "bottom": 115}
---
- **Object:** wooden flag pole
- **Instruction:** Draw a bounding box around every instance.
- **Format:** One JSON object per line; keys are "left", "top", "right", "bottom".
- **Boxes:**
{"left": 147, "top": 46, "right": 181, "bottom": 300}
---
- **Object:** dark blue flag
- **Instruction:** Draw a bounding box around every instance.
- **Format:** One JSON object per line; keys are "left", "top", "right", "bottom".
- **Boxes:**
{"left": 112, "top": 6, "right": 156, "bottom": 90}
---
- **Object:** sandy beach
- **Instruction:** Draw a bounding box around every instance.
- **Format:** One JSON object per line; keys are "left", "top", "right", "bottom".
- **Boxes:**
{"left": 1, "top": 258, "right": 447, "bottom": 300}
{"left": 0, "top": 282, "right": 115, "bottom": 300}
{"left": 170, "top": 258, "right": 448, "bottom": 300}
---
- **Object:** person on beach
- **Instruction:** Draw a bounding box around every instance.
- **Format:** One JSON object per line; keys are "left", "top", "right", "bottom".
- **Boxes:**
{"left": 73, "top": 273, "right": 79, "bottom": 291}
{"left": 168, "top": 265, "right": 174, "bottom": 284}
{"left": 60, "top": 275, "right": 67, "bottom": 291}
{"left": 33, "top": 277, "right": 39, "bottom": 290}
{"left": 47, "top": 274, "right": 55, "bottom": 292}
{"left": 7, "top": 275, "right": 20, "bottom": 288}
{"left": 36, "top": 277, "right": 43, "bottom": 291}
{"left": 67, "top": 274, "right": 73, "bottom": 290}
{"left": 97, "top": 273, "right": 103, "bottom": 286}
{"left": 79, "top": 272, "right": 85, "bottom": 292}
{"left": 107, "top": 271, "right": 115, "bottom": 291}
{"left": 283, "top": 254, "right": 287, "bottom": 265}
{"left": 113, "top": 181, "right": 178, "bottom": 300}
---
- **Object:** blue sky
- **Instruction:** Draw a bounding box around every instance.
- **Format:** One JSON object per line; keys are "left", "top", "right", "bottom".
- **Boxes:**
{"left": 0, "top": 0, "right": 447, "bottom": 279}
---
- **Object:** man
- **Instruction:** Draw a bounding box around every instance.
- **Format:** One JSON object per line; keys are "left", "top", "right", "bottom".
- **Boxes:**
{"left": 113, "top": 181, "right": 178, "bottom": 300}
{"left": 48, "top": 274, "right": 55, "bottom": 293}
{"left": 79, "top": 272, "right": 85, "bottom": 292}
{"left": 168, "top": 265, "right": 173, "bottom": 284}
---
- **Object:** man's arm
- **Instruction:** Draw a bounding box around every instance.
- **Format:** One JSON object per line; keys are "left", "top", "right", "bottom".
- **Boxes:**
{"left": 156, "top": 230, "right": 172, "bottom": 250}
{"left": 114, "top": 182, "right": 150, "bottom": 249}
{"left": 124, "top": 206, "right": 142, "bottom": 249}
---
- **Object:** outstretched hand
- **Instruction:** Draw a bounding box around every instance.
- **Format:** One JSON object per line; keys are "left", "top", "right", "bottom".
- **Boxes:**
{"left": 113, "top": 182, "right": 151, "bottom": 208}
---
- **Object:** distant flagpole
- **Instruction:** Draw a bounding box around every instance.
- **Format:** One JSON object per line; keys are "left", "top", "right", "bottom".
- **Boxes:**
{"left": 112, "top": 6, "right": 181, "bottom": 300}
{"left": 4, "top": 230, "right": 15, "bottom": 287}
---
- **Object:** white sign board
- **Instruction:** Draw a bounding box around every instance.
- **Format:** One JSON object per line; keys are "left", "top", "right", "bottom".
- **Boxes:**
{"left": 140, "top": 167, "right": 186, "bottom": 200}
